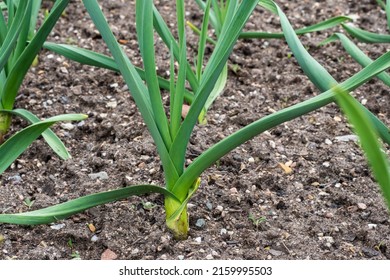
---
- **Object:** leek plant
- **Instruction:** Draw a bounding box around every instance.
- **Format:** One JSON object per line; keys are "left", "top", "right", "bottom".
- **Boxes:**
{"left": 320, "top": 0, "right": 390, "bottom": 86}
{"left": 0, "top": 0, "right": 87, "bottom": 174}
{"left": 0, "top": 0, "right": 388, "bottom": 240}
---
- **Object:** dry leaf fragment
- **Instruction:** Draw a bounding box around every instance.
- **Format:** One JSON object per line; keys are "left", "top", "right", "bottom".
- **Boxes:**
{"left": 88, "top": 223, "right": 96, "bottom": 233}
{"left": 278, "top": 162, "right": 292, "bottom": 174}
{"left": 118, "top": 39, "right": 128, "bottom": 44}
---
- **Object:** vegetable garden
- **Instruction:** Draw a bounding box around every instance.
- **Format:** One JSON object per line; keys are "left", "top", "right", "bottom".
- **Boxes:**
{"left": 0, "top": 0, "right": 389, "bottom": 260}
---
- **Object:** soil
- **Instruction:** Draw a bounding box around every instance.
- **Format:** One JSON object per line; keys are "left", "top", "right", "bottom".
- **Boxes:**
{"left": 0, "top": 0, "right": 389, "bottom": 260}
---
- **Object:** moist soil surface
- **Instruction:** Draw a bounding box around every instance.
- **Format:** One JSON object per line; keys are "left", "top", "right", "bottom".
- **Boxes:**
{"left": 1, "top": 0, "right": 390, "bottom": 260}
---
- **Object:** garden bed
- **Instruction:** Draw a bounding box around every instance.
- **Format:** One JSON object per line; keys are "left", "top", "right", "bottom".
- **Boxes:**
{"left": 0, "top": 0, "right": 389, "bottom": 260}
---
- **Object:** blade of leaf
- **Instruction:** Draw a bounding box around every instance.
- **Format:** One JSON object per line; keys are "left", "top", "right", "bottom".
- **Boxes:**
{"left": 0, "top": 113, "right": 86, "bottom": 174}
{"left": 211, "top": 0, "right": 222, "bottom": 35}
{"left": 0, "top": 185, "right": 179, "bottom": 225}
{"left": 377, "top": 0, "right": 386, "bottom": 10}
{"left": 194, "top": 0, "right": 218, "bottom": 31}
{"left": 0, "top": 7, "right": 8, "bottom": 44}
{"left": 169, "top": 0, "right": 260, "bottom": 174}
{"left": 174, "top": 48, "right": 390, "bottom": 200}
{"left": 333, "top": 86, "right": 390, "bottom": 210}
{"left": 0, "top": 0, "right": 28, "bottom": 78}
{"left": 218, "top": 0, "right": 238, "bottom": 37}
{"left": 153, "top": 5, "right": 199, "bottom": 92}
{"left": 28, "top": 0, "right": 41, "bottom": 39}
{"left": 240, "top": 16, "right": 352, "bottom": 39}
{"left": 136, "top": 0, "right": 172, "bottom": 148}
{"left": 196, "top": 0, "right": 211, "bottom": 80}
{"left": 170, "top": 0, "right": 187, "bottom": 142}
{"left": 9, "top": 108, "right": 72, "bottom": 160}
{"left": 1, "top": 0, "right": 69, "bottom": 110}
{"left": 269, "top": 0, "right": 390, "bottom": 143}
{"left": 342, "top": 23, "right": 390, "bottom": 43}
{"left": 82, "top": 0, "right": 180, "bottom": 188}
{"left": 11, "top": 0, "right": 32, "bottom": 66}
{"left": 320, "top": 33, "right": 390, "bottom": 87}
{"left": 387, "top": 0, "right": 390, "bottom": 32}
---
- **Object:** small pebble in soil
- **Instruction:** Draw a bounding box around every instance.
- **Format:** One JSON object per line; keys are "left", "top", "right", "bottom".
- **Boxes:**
{"left": 319, "top": 236, "right": 335, "bottom": 245}
{"left": 357, "top": 203, "right": 367, "bottom": 210}
{"left": 362, "top": 247, "right": 379, "bottom": 258}
{"left": 269, "top": 249, "right": 283, "bottom": 257}
{"left": 205, "top": 201, "right": 213, "bottom": 211}
{"left": 212, "top": 250, "right": 219, "bottom": 257}
{"left": 88, "top": 171, "right": 109, "bottom": 180}
{"left": 220, "top": 228, "right": 227, "bottom": 235}
{"left": 206, "top": 254, "right": 214, "bottom": 260}
{"left": 195, "top": 218, "right": 206, "bottom": 228}
{"left": 194, "top": 237, "right": 202, "bottom": 243}
{"left": 324, "top": 212, "right": 334, "bottom": 218}
{"left": 131, "top": 248, "right": 139, "bottom": 255}
{"left": 91, "top": 235, "right": 99, "bottom": 242}
{"left": 8, "top": 175, "right": 22, "bottom": 183}
{"left": 335, "top": 134, "right": 358, "bottom": 142}
{"left": 60, "top": 67, "right": 68, "bottom": 74}
{"left": 178, "top": 255, "right": 184, "bottom": 260}
{"left": 324, "top": 139, "right": 332, "bottom": 145}
{"left": 230, "top": 188, "right": 238, "bottom": 195}
{"left": 101, "top": 249, "right": 118, "bottom": 260}
{"left": 106, "top": 101, "right": 117, "bottom": 109}
{"left": 77, "top": 121, "right": 85, "bottom": 127}
{"left": 61, "top": 123, "right": 75, "bottom": 131}
{"left": 50, "top": 223, "right": 65, "bottom": 230}
{"left": 368, "top": 224, "right": 377, "bottom": 230}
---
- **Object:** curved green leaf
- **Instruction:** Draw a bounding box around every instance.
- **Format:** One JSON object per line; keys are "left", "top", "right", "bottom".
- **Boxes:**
{"left": 9, "top": 109, "right": 72, "bottom": 160}
{"left": 0, "top": 184, "right": 179, "bottom": 225}
{"left": 272, "top": 1, "right": 390, "bottom": 144}
{"left": 1, "top": 0, "right": 69, "bottom": 110}
{"left": 172, "top": 0, "right": 390, "bottom": 201}
{"left": 136, "top": 0, "right": 171, "bottom": 149}
{"left": 334, "top": 86, "right": 390, "bottom": 210}
{"left": 153, "top": 5, "right": 199, "bottom": 92}
{"left": 0, "top": 0, "right": 29, "bottom": 77}
{"left": 320, "top": 33, "right": 390, "bottom": 87}
{"left": 240, "top": 16, "right": 352, "bottom": 39}
{"left": 342, "top": 23, "right": 390, "bottom": 43}
{"left": 0, "top": 112, "right": 87, "bottom": 174}
{"left": 169, "top": 0, "right": 259, "bottom": 183}
{"left": 82, "top": 0, "right": 180, "bottom": 188}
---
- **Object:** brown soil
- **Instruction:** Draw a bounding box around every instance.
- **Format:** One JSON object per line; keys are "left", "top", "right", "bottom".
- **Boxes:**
{"left": 0, "top": 0, "right": 389, "bottom": 260}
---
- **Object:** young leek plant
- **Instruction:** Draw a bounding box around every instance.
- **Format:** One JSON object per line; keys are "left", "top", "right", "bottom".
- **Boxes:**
{"left": 319, "top": 1, "right": 390, "bottom": 87}
{"left": 0, "top": 0, "right": 87, "bottom": 174}
{"left": 0, "top": 0, "right": 388, "bottom": 240}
